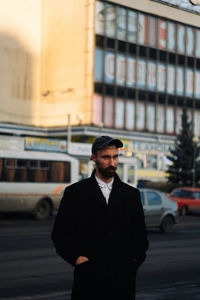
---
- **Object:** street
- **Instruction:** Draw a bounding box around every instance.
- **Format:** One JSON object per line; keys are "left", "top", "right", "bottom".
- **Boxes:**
{"left": 0, "top": 214, "right": 200, "bottom": 300}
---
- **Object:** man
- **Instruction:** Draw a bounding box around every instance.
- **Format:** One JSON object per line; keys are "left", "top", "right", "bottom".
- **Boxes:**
{"left": 51, "top": 136, "right": 148, "bottom": 300}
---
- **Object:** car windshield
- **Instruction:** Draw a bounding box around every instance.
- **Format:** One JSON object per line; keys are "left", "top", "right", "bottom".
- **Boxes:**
{"left": 171, "top": 189, "right": 193, "bottom": 198}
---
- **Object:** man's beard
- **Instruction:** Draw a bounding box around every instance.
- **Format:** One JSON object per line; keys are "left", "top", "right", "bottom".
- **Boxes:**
{"left": 96, "top": 161, "right": 117, "bottom": 179}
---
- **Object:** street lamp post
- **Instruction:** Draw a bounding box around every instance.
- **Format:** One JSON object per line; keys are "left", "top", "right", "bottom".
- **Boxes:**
{"left": 67, "top": 114, "right": 71, "bottom": 153}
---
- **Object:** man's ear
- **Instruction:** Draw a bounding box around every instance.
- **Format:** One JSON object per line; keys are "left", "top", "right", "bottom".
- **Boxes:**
{"left": 90, "top": 154, "right": 96, "bottom": 162}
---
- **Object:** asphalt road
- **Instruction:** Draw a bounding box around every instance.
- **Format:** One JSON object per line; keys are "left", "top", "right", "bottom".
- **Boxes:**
{"left": 0, "top": 214, "right": 200, "bottom": 300}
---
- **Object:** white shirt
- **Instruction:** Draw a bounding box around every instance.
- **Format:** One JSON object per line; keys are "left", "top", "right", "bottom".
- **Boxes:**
{"left": 95, "top": 175, "right": 114, "bottom": 204}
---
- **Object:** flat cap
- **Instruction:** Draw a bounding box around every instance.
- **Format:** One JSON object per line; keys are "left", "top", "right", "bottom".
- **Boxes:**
{"left": 92, "top": 135, "right": 123, "bottom": 154}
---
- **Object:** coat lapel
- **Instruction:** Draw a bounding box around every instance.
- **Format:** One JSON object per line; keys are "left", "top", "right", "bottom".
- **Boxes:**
{"left": 108, "top": 173, "right": 123, "bottom": 207}
{"left": 89, "top": 172, "right": 108, "bottom": 207}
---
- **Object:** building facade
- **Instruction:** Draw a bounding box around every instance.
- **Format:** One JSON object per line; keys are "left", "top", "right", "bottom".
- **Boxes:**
{"left": 0, "top": 0, "right": 200, "bottom": 182}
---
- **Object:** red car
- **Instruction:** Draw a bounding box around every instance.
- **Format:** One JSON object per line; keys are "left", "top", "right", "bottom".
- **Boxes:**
{"left": 169, "top": 187, "right": 200, "bottom": 216}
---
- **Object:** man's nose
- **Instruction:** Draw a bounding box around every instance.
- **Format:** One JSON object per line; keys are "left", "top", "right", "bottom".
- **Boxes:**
{"left": 109, "top": 158, "right": 116, "bottom": 166}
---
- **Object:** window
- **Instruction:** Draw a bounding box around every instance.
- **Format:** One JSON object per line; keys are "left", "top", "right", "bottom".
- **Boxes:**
{"left": 140, "top": 191, "right": 145, "bottom": 206}
{"left": 146, "top": 154, "right": 157, "bottom": 169}
{"left": 1, "top": 159, "right": 71, "bottom": 183}
{"left": 171, "top": 189, "right": 192, "bottom": 198}
{"left": 146, "top": 192, "right": 161, "bottom": 205}
{"left": 116, "top": 163, "right": 123, "bottom": 180}
{"left": 17, "top": 160, "right": 26, "bottom": 169}
{"left": 192, "top": 192, "right": 200, "bottom": 199}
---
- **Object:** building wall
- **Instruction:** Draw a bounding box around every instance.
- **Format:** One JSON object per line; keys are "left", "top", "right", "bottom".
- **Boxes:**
{"left": 0, "top": 0, "right": 95, "bottom": 127}
{"left": 40, "top": 0, "right": 95, "bottom": 126}
{"left": 0, "top": 0, "right": 41, "bottom": 125}
{"left": 93, "top": 0, "right": 200, "bottom": 136}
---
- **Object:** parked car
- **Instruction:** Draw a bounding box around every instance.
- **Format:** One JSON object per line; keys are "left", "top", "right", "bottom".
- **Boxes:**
{"left": 139, "top": 188, "right": 178, "bottom": 233}
{"left": 169, "top": 187, "right": 200, "bottom": 216}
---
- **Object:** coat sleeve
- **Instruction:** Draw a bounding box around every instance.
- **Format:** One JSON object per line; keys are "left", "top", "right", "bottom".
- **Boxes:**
{"left": 51, "top": 186, "right": 81, "bottom": 266}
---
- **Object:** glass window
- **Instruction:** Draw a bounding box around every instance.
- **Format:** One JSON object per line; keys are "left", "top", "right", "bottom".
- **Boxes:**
{"left": 106, "top": 4, "right": 116, "bottom": 38}
{"left": 167, "top": 65, "right": 175, "bottom": 95}
{"left": 125, "top": 100, "right": 135, "bottom": 130}
{"left": 177, "top": 25, "right": 185, "bottom": 54}
{"left": 127, "top": 10, "right": 137, "bottom": 43}
{"left": 171, "top": 189, "right": 192, "bottom": 198}
{"left": 195, "top": 29, "right": 200, "bottom": 58}
{"left": 195, "top": 71, "right": 200, "bottom": 98}
{"left": 147, "top": 104, "right": 155, "bottom": 132}
{"left": 104, "top": 51, "right": 115, "bottom": 84}
{"left": 117, "top": 7, "right": 126, "bottom": 41}
{"left": 166, "top": 106, "right": 174, "bottom": 134}
{"left": 136, "top": 103, "right": 145, "bottom": 130}
{"left": 40, "top": 161, "right": 49, "bottom": 170}
{"left": 158, "top": 19, "right": 167, "bottom": 50}
{"left": 5, "top": 159, "right": 16, "bottom": 168}
{"left": 50, "top": 161, "right": 70, "bottom": 183}
{"left": 137, "top": 59, "right": 146, "bottom": 89}
{"left": 147, "top": 191, "right": 161, "bottom": 205}
{"left": 116, "top": 163, "right": 123, "bottom": 180}
{"left": 192, "top": 192, "right": 200, "bottom": 199}
{"left": 175, "top": 108, "right": 182, "bottom": 134}
{"left": 186, "top": 69, "right": 193, "bottom": 98}
{"left": 94, "top": 49, "right": 103, "bottom": 81}
{"left": 93, "top": 94, "right": 103, "bottom": 126}
{"left": 17, "top": 160, "right": 26, "bottom": 169}
{"left": 168, "top": 22, "right": 176, "bottom": 52}
{"left": 148, "top": 16, "right": 156, "bottom": 47}
{"left": 157, "top": 63, "right": 166, "bottom": 92}
{"left": 127, "top": 56, "right": 136, "bottom": 88}
{"left": 147, "top": 61, "right": 156, "bottom": 91}
{"left": 186, "top": 27, "right": 194, "bottom": 56}
{"left": 157, "top": 105, "right": 165, "bottom": 133}
{"left": 146, "top": 154, "right": 157, "bottom": 169}
{"left": 116, "top": 54, "right": 126, "bottom": 86}
{"left": 140, "top": 191, "right": 145, "bottom": 206}
{"left": 127, "top": 165, "right": 135, "bottom": 184}
{"left": 194, "top": 111, "right": 200, "bottom": 137}
{"left": 29, "top": 160, "right": 39, "bottom": 169}
{"left": 138, "top": 13, "right": 147, "bottom": 45}
{"left": 104, "top": 97, "right": 114, "bottom": 127}
{"left": 95, "top": 1, "right": 105, "bottom": 35}
{"left": 115, "top": 99, "right": 124, "bottom": 129}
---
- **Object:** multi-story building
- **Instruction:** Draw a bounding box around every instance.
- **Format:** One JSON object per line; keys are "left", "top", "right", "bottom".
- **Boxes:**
{"left": 0, "top": 0, "right": 200, "bottom": 182}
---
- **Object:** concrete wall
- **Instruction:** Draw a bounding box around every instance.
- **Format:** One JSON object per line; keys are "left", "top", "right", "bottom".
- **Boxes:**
{"left": 40, "top": 0, "right": 95, "bottom": 126}
{"left": 0, "top": 0, "right": 41, "bottom": 125}
{"left": 0, "top": 0, "right": 95, "bottom": 127}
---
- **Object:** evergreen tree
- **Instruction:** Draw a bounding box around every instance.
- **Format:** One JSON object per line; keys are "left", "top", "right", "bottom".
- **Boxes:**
{"left": 167, "top": 107, "right": 200, "bottom": 187}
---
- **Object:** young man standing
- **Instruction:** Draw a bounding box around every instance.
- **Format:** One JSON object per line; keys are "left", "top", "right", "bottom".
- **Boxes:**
{"left": 51, "top": 135, "right": 149, "bottom": 300}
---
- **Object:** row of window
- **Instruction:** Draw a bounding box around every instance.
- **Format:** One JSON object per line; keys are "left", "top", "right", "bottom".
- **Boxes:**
{"left": 0, "top": 159, "right": 70, "bottom": 183}
{"left": 94, "top": 49, "right": 200, "bottom": 98}
{"left": 95, "top": 1, "right": 200, "bottom": 58}
{"left": 92, "top": 94, "right": 200, "bottom": 136}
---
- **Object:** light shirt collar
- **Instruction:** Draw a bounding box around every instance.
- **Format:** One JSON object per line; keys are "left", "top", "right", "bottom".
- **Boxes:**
{"left": 95, "top": 175, "right": 114, "bottom": 203}
{"left": 95, "top": 175, "right": 114, "bottom": 189}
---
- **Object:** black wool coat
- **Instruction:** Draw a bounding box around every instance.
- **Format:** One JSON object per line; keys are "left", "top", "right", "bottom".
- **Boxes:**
{"left": 51, "top": 172, "right": 149, "bottom": 300}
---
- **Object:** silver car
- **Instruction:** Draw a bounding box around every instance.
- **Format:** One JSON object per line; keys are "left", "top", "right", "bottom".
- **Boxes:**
{"left": 139, "top": 188, "right": 179, "bottom": 233}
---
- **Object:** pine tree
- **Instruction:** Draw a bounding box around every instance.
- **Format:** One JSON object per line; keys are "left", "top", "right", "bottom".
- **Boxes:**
{"left": 167, "top": 107, "right": 200, "bottom": 187}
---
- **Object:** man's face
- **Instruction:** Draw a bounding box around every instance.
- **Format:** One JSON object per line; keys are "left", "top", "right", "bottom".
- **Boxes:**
{"left": 92, "top": 146, "right": 119, "bottom": 179}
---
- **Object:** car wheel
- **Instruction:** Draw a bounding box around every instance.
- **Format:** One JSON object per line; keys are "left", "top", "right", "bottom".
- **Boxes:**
{"left": 180, "top": 205, "right": 188, "bottom": 216}
{"left": 160, "top": 215, "right": 174, "bottom": 233}
{"left": 34, "top": 199, "right": 51, "bottom": 220}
